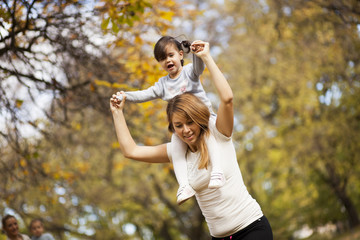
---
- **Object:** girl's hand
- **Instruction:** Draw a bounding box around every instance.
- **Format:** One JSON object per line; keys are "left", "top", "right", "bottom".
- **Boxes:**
{"left": 110, "top": 91, "right": 126, "bottom": 113}
{"left": 190, "top": 40, "right": 210, "bottom": 58}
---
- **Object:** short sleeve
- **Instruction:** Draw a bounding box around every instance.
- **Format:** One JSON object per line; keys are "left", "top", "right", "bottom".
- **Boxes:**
{"left": 166, "top": 142, "right": 173, "bottom": 163}
{"left": 209, "top": 117, "right": 232, "bottom": 142}
{"left": 21, "top": 234, "right": 31, "bottom": 240}
{"left": 44, "top": 233, "right": 56, "bottom": 240}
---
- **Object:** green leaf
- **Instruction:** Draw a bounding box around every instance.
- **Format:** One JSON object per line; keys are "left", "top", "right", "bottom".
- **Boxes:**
{"left": 101, "top": 17, "right": 110, "bottom": 30}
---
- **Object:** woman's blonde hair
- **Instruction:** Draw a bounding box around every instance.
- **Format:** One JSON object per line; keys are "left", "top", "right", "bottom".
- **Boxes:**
{"left": 166, "top": 93, "right": 210, "bottom": 169}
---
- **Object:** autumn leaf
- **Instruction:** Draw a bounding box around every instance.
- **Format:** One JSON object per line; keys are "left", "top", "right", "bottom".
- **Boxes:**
{"left": 15, "top": 99, "right": 23, "bottom": 108}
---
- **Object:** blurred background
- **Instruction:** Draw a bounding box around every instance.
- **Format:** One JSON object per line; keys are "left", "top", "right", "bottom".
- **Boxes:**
{"left": 1, "top": 0, "right": 359, "bottom": 239}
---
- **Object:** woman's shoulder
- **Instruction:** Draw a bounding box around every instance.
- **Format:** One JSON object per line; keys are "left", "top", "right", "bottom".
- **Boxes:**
{"left": 21, "top": 234, "right": 31, "bottom": 240}
{"left": 166, "top": 142, "right": 173, "bottom": 162}
{"left": 209, "top": 117, "right": 232, "bottom": 142}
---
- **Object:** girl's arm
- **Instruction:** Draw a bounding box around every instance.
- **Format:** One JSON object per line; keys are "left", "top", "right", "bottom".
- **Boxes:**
{"left": 192, "top": 41, "right": 234, "bottom": 137}
{"left": 110, "top": 92, "right": 170, "bottom": 163}
{"left": 124, "top": 81, "right": 164, "bottom": 103}
{"left": 192, "top": 53, "right": 205, "bottom": 78}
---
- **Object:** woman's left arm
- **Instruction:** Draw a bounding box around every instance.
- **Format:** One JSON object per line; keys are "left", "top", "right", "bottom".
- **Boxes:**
{"left": 192, "top": 41, "right": 234, "bottom": 137}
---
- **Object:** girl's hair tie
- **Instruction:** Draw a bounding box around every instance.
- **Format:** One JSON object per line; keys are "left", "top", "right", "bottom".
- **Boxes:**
{"left": 180, "top": 40, "right": 192, "bottom": 53}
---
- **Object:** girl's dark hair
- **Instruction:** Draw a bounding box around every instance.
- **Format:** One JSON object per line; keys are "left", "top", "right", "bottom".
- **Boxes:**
{"left": 154, "top": 36, "right": 191, "bottom": 66}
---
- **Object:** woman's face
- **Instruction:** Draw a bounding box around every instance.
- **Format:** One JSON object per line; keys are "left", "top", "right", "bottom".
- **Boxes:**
{"left": 159, "top": 44, "right": 183, "bottom": 79}
{"left": 172, "top": 113, "right": 200, "bottom": 152}
{"left": 3, "top": 217, "right": 19, "bottom": 238}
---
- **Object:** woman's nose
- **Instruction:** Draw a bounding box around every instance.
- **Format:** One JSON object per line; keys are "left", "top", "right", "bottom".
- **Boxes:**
{"left": 183, "top": 125, "right": 190, "bottom": 132}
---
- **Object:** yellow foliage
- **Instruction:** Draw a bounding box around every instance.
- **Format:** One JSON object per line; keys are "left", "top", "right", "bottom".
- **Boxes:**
{"left": 163, "top": 165, "right": 172, "bottom": 174}
{"left": 39, "top": 184, "right": 50, "bottom": 192}
{"left": 94, "top": 79, "right": 139, "bottom": 91}
{"left": 15, "top": 99, "right": 23, "bottom": 108}
{"left": 62, "top": 171, "right": 75, "bottom": 183}
{"left": 71, "top": 122, "right": 82, "bottom": 131}
{"left": 94, "top": 79, "right": 112, "bottom": 88}
{"left": 159, "top": 10, "right": 174, "bottom": 21}
{"left": 112, "top": 141, "right": 120, "bottom": 149}
{"left": 111, "top": 83, "right": 136, "bottom": 90}
{"left": 135, "top": 35, "right": 142, "bottom": 44}
{"left": 42, "top": 162, "right": 51, "bottom": 174}
{"left": 144, "top": 137, "right": 156, "bottom": 145}
{"left": 90, "top": 83, "right": 96, "bottom": 92}
{"left": 20, "top": 158, "right": 27, "bottom": 167}
{"left": 53, "top": 172, "right": 60, "bottom": 179}
{"left": 139, "top": 101, "right": 154, "bottom": 110}
{"left": 75, "top": 162, "right": 90, "bottom": 174}
{"left": 115, "top": 161, "right": 125, "bottom": 171}
{"left": 268, "top": 149, "right": 283, "bottom": 164}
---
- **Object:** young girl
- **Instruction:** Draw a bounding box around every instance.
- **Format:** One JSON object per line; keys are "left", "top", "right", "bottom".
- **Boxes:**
{"left": 117, "top": 36, "right": 225, "bottom": 204}
{"left": 29, "top": 219, "right": 55, "bottom": 240}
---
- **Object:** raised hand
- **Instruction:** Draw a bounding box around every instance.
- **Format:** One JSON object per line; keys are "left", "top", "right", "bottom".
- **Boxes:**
{"left": 190, "top": 40, "right": 210, "bottom": 59}
{"left": 110, "top": 91, "right": 126, "bottom": 112}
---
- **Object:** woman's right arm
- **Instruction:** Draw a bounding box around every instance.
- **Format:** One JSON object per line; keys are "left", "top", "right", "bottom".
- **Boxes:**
{"left": 110, "top": 92, "right": 170, "bottom": 163}
{"left": 192, "top": 41, "right": 234, "bottom": 137}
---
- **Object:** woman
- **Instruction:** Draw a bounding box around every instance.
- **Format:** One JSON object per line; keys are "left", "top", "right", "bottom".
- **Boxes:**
{"left": 118, "top": 36, "right": 225, "bottom": 204}
{"left": 2, "top": 215, "right": 31, "bottom": 240}
{"left": 110, "top": 41, "right": 273, "bottom": 239}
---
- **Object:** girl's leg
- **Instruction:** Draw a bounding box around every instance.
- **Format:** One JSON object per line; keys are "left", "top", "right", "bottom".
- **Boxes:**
{"left": 171, "top": 134, "right": 195, "bottom": 205}
{"left": 206, "top": 134, "right": 226, "bottom": 189}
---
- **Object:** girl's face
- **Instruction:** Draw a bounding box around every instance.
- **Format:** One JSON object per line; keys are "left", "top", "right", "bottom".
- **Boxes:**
{"left": 30, "top": 221, "right": 44, "bottom": 237}
{"left": 172, "top": 113, "right": 200, "bottom": 152}
{"left": 159, "top": 44, "right": 183, "bottom": 79}
{"left": 4, "top": 217, "right": 19, "bottom": 238}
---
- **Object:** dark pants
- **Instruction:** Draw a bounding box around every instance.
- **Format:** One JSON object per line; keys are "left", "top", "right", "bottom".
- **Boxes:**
{"left": 211, "top": 216, "right": 273, "bottom": 240}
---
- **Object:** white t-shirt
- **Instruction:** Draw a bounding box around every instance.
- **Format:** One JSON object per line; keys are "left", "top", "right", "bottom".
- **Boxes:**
{"left": 6, "top": 234, "right": 31, "bottom": 240}
{"left": 167, "top": 119, "right": 263, "bottom": 237}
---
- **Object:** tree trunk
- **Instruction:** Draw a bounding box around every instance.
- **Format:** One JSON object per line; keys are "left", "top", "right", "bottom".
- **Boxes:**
{"left": 326, "top": 163, "right": 360, "bottom": 228}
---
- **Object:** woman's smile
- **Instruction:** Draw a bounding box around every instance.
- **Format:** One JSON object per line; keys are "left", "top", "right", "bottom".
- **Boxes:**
{"left": 172, "top": 113, "right": 200, "bottom": 152}
{"left": 184, "top": 133, "right": 194, "bottom": 141}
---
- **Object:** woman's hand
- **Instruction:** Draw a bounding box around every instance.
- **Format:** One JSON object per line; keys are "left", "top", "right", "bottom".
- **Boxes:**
{"left": 110, "top": 91, "right": 126, "bottom": 113}
{"left": 191, "top": 40, "right": 210, "bottom": 59}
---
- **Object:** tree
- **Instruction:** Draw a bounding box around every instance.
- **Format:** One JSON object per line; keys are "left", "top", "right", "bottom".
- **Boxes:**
{"left": 218, "top": 0, "right": 360, "bottom": 237}
{"left": 1, "top": 0, "right": 209, "bottom": 239}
